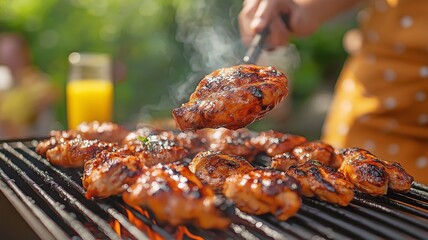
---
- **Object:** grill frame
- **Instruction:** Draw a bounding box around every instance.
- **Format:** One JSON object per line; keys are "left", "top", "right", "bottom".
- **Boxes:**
{"left": 1, "top": 139, "right": 428, "bottom": 240}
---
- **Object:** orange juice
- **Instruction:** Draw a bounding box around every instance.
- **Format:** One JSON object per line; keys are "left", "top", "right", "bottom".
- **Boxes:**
{"left": 66, "top": 79, "right": 113, "bottom": 129}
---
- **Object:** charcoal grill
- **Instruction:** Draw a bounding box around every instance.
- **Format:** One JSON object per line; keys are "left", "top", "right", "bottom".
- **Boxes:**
{"left": 1, "top": 139, "right": 428, "bottom": 240}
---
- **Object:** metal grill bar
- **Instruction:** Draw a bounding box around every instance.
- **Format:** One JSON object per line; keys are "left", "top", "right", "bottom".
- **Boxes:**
{"left": 413, "top": 182, "right": 428, "bottom": 192}
{"left": 353, "top": 195, "right": 428, "bottom": 231}
{"left": 22, "top": 144, "right": 150, "bottom": 239}
{"left": 291, "top": 214, "right": 351, "bottom": 240}
{"left": 299, "top": 203, "right": 380, "bottom": 239}
{"left": 0, "top": 151, "right": 96, "bottom": 240}
{"left": 17, "top": 142, "right": 151, "bottom": 240}
{"left": 409, "top": 188, "right": 428, "bottom": 202}
{"left": 1, "top": 140, "right": 428, "bottom": 240}
{"left": 0, "top": 168, "right": 69, "bottom": 240}
{"left": 3, "top": 143, "right": 121, "bottom": 240}
{"left": 372, "top": 194, "right": 428, "bottom": 219}
{"left": 389, "top": 192, "right": 428, "bottom": 211}
{"left": 306, "top": 198, "right": 412, "bottom": 240}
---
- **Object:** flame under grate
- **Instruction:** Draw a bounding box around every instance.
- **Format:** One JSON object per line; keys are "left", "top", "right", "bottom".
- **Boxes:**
{"left": 0, "top": 140, "right": 428, "bottom": 240}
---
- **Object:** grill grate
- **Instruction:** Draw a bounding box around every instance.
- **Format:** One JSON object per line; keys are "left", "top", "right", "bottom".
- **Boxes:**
{"left": 1, "top": 140, "right": 428, "bottom": 240}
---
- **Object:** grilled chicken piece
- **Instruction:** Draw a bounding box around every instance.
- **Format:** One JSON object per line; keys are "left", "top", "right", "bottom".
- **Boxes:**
{"left": 172, "top": 64, "right": 288, "bottom": 130}
{"left": 120, "top": 135, "right": 189, "bottom": 166}
{"left": 286, "top": 160, "right": 355, "bottom": 206}
{"left": 382, "top": 160, "right": 414, "bottom": 192}
{"left": 339, "top": 148, "right": 413, "bottom": 195}
{"left": 83, "top": 151, "right": 146, "bottom": 199}
{"left": 37, "top": 121, "right": 129, "bottom": 157}
{"left": 271, "top": 152, "right": 299, "bottom": 171}
{"left": 76, "top": 121, "right": 131, "bottom": 143}
{"left": 291, "top": 141, "right": 342, "bottom": 168}
{"left": 202, "top": 128, "right": 258, "bottom": 161}
{"left": 189, "top": 151, "right": 254, "bottom": 192}
{"left": 122, "top": 162, "right": 231, "bottom": 229}
{"left": 251, "top": 130, "right": 307, "bottom": 157}
{"left": 45, "top": 138, "right": 116, "bottom": 168}
{"left": 36, "top": 130, "right": 79, "bottom": 157}
{"left": 338, "top": 148, "right": 388, "bottom": 196}
{"left": 223, "top": 169, "right": 301, "bottom": 220}
{"left": 158, "top": 130, "right": 209, "bottom": 156}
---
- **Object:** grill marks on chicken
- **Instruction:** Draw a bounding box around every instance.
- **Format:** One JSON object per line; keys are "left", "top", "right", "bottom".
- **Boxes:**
{"left": 172, "top": 65, "right": 288, "bottom": 130}
{"left": 36, "top": 121, "right": 130, "bottom": 157}
{"left": 46, "top": 138, "right": 117, "bottom": 168}
{"left": 120, "top": 135, "right": 189, "bottom": 167}
{"left": 122, "top": 162, "right": 231, "bottom": 229}
{"left": 36, "top": 119, "right": 416, "bottom": 228}
{"left": 285, "top": 160, "right": 355, "bottom": 206}
{"left": 223, "top": 169, "right": 301, "bottom": 220}
{"left": 189, "top": 151, "right": 254, "bottom": 192}
{"left": 83, "top": 151, "right": 146, "bottom": 199}
{"left": 338, "top": 148, "right": 413, "bottom": 195}
{"left": 202, "top": 128, "right": 258, "bottom": 161}
{"left": 189, "top": 151, "right": 301, "bottom": 220}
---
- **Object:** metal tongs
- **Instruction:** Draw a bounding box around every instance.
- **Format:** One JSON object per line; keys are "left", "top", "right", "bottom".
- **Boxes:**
{"left": 243, "top": 14, "right": 291, "bottom": 64}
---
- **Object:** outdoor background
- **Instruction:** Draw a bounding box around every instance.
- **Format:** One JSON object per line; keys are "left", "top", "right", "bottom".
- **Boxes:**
{"left": 0, "top": 0, "right": 357, "bottom": 140}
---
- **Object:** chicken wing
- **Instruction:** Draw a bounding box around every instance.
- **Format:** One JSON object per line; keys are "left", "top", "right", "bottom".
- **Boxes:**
{"left": 286, "top": 160, "right": 354, "bottom": 206}
{"left": 223, "top": 168, "right": 301, "bottom": 220}
{"left": 250, "top": 130, "right": 307, "bottom": 157}
{"left": 172, "top": 64, "right": 288, "bottom": 130}
{"left": 83, "top": 150, "right": 146, "bottom": 199}
{"left": 189, "top": 151, "right": 254, "bottom": 192}
{"left": 122, "top": 162, "right": 231, "bottom": 229}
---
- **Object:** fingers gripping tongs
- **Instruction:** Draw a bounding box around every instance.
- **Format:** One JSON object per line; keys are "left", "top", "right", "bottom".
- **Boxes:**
{"left": 243, "top": 14, "right": 291, "bottom": 64}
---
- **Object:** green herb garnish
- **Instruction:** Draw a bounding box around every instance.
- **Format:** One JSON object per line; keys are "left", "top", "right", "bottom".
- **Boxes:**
{"left": 137, "top": 135, "right": 157, "bottom": 151}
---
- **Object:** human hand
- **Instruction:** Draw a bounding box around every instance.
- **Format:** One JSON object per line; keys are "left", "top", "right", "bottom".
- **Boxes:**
{"left": 238, "top": 0, "right": 326, "bottom": 49}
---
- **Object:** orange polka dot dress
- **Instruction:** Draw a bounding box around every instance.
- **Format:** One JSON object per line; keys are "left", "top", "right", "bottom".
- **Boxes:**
{"left": 322, "top": 0, "right": 428, "bottom": 184}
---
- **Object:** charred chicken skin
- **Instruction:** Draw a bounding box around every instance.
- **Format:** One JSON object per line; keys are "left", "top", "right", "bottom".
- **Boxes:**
{"left": 339, "top": 148, "right": 413, "bottom": 195}
{"left": 189, "top": 151, "right": 254, "bottom": 192}
{"left": 45, "top": 138, "right": 117, "bottom": 168}
{"left": 120, "top": 135, "right": 189, "bottom": 166}
{"left": 223, "top": 168, "right": 301, "bottom": 220}
{"left": 83, "top": 151, "right": 146, "bottom": 199}
{"left": 122, "top": 162, "right": 231, "bottom": 229}
{"left": 172, "top": 64, "right": 288, "bottom": 130}
{"left": 251, "top": 130, "right": 307, "bottom": 157}
{"left": 291, "top": 141, "right": 342, "bottom": 169}
{"left": 202, "top": 128, "right": 258, "bottom": 162}
{"left": 285, "top": 160, "right": 355, "bottom": 206}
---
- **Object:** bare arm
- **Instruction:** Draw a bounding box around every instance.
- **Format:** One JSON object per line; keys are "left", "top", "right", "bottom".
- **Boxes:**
{"left": 239, "top": 0, "right": 362, "bottom": 48}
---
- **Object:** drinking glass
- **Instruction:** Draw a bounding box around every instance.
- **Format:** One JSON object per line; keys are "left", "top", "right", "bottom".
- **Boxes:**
{"left": 66, "top": 52, "right": 113, "bottom": 129}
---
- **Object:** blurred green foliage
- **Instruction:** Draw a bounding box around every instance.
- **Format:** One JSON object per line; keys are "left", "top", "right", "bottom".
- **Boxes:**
{"left": 0, "top": 0, "right": 354, "bottom": 131}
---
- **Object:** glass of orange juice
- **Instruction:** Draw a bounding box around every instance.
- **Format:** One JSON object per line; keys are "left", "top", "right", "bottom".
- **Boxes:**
{"left": 66, "top": 52, "right": 113, "bottom": 129}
